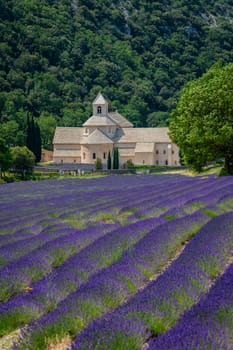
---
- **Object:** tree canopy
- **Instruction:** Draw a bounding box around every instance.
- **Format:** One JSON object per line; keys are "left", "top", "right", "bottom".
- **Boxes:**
{"left": 0, "top": 0, "right": 233, "bottom": 150}
{"left": 11, "top": 146, "right": 35, "bottom": 178}
{"left": 0, "top": 138, "right": 12, "bottom": 177}
{"left": 169, "top": 62, "right": 233, "bottom": 173}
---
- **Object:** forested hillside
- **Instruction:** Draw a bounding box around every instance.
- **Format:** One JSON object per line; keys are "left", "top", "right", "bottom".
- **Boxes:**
{"left": 0, "top": 0, "right": 233, "bottom": 149}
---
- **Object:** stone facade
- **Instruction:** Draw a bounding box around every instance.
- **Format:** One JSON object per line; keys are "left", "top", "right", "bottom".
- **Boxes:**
{"left": 53, "top": 93, "right": 180, "bottom": 167}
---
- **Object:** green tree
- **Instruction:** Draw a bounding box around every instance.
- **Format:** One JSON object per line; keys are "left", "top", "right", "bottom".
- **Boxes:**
{"left": 0, "top": 138, "right": 12, "bottom": 178}
{"left": 169, "top": 62, "right": 233, "bottom": 173}
{"left": 26, "top": 115, "right": 33, "bottom": 152}
{"left": 26, "top": 116, "right": 41, "bottom": 163}
{"left": 123, "top": 159, "right": 134, "bottom": 169}
{"left": 95, "top": 157, "right": 102, "bottom": 170}
{"left": 34, "top": 122, "right": 41, "bottom": 163}
{"left": 113, "top": 148, "right": 119, "bottom": 169}
{"left": 0, "top": 121, "right": 19, "bottom": 146}
{"left": 38, "top": 113, "right": 57, "bottom": 150}
{"left": 107, "top": 150, "right": 111, "bottom": 170}
{"left": 11, "top": 146, "right": 35, "bottom": 179}
{"left": 147, "top": 111, "right": 169, "bottom": 127}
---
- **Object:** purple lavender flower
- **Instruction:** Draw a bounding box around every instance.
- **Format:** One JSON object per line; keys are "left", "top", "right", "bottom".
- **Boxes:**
{"left": 71, "top": 212, "right": 233, "bottom": 350}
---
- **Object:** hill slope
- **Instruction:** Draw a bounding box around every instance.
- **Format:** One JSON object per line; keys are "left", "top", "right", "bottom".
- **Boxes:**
{"left": 0, "top": 0, "right": 233, "bottom": 148}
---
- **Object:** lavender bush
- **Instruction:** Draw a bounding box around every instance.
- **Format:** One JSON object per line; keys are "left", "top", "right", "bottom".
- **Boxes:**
{"left": 148, "top": 262, "right": 233, "bottom": 350}
{"left": 71, "top": 212, "right": 233, "bottom": 350}
{"left": 0, "top": 174, "right": 231, "bottom": 350}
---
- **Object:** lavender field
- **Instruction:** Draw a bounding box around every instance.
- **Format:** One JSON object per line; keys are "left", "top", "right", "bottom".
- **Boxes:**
{"left": 0, "top": 174, "right": 233, "bottom": 350}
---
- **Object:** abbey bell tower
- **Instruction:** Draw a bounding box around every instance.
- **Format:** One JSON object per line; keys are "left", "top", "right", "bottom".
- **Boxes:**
{"left": 92, "top": 92, "right": 108, "bottom": 117}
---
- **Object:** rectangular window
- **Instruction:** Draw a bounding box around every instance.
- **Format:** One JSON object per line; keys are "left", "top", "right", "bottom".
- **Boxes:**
{"left": 103, "top": 152, "right": 106, "bottom": 159}
{"left": 163, "top": 150, "right": 166, "bottom": 154}
{"left": 93, "top": 153, "right": 96, "bottom": 159}
{"left": 156, "top": 150, "right": 159, "bottom": 154}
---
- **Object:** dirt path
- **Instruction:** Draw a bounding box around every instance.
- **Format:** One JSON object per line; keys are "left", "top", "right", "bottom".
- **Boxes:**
{"left": 0, "top": 329, "right": 21, "bottom": 350}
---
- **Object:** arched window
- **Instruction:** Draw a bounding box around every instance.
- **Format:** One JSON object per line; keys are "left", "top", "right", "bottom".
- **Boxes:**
{"left": 97, "top": 106, "right": 102, "bottom": 114}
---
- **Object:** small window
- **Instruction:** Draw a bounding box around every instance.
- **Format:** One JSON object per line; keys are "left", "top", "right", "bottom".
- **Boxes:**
{"left": 97, "top": 106, "right": 102, "bottom": 114}
{"left": 172, "top": 150, "right": 174, "bottom": 154}
{"left": 74, "top": 159, "right": 76, "bottom": 163}
{"left": 93, "top": 153, "right": 96, "bottom": 159}
{"left": 103, "top": 152, "right": 106, "bottom": 159}
{"left": 165, "top": 160, "right": 168, "bottom": 165}
{"left": 85, "top": 128, "right": 89, "bottom": 134}
{"left": 156, "top": 150, "right": 159, "bottom": 154}
{"left": 156, "top": 160, "right": 159, "bottom": 165}
{"left": 61, "top": 159, "right": 63, "bottom": 163}
{"left": 163, "top": 150, "right": 166, "bottom": 154}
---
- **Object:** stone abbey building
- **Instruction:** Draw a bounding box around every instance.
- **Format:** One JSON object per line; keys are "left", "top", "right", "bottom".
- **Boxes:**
{"left": 53, "top": 93, "right": 180, "bottom": 167}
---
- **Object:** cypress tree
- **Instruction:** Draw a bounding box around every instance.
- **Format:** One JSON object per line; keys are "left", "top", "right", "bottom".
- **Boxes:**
{"left": 113, "top": 148, "right": 116, "bottom": 169}
{"left": 107, "top": 150, "right": 111, "bottom": 170}
{"left": 113, "top": 148, "right": 119, "bottom": 169}
{"left": 30, "top": 116, "right": 36, "bottom": 157}
{"left": 26, "top": 115, "right": 33, "bottom": 152}
{"left": 26, "top": 116, "right": 42, "bottom": 163}
{"left": 116, "top": 148, "right": 119, "bottom": 169}
{"left": 34, "top": 122, "right": 42, "bottom": 163}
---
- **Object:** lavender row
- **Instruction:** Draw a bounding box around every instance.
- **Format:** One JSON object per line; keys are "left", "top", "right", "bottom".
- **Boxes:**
{"left": 148, "top": 262, "right": 233, "bottom": 350}
{"left": 138, "top": 180, "right": 233, "bottom": 219}
{"left": 14, "top": 210, "right": 210, "bottom": 349}
{"left": 0, "top": 179, "right": 219, "bottom": 322}
{"left": 72, "top": 211, "right": 233, "bottom": 350}
{"left": 0, "top": 222, "right": 76, "bottom": 266}
{"left": 0, "top": 177, "right": 199, "bottom": 298}
{"left": 0, "top": 175, "right": 186, "bottom": 246}
{"left": 0, "top": 175, "right": 207, "bottom": 257}
{"left": 0, "top": 223, "right": 117, "bottom": 302}
{"left": 0, "top": 216, "right": 164, "bottom": 336}
{"left": 0, "top": 183, "right": 155, "bottom": 254}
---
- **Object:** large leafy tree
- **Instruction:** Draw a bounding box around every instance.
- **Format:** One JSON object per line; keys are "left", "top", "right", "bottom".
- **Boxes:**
{"left": 11, "top": 146, "right": 35, "bottom": 179}
{"left": 169, "top": 62, "right": 233, "bottom": 173}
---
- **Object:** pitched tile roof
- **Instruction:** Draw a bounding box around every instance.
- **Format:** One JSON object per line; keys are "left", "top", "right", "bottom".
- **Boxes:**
{"left": 93, "top": 92, "right": 108, "bottom": 105}
{"left": 108, "top": 112, "right": 133, "bottom": 128}
{"left": 53, "top": 127, "right": 83, "bottom": 144}
{"left": 81, "top": 128, "right": 114, "bottom": 144}
{"left": 83, "top": 116, "right": 116, "bottom": 127}
{"left": 135, "top": 142, "right": 155, "bottom": 152}
{"left": 115, "top": 127, "right": 171, "bottom": 143}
